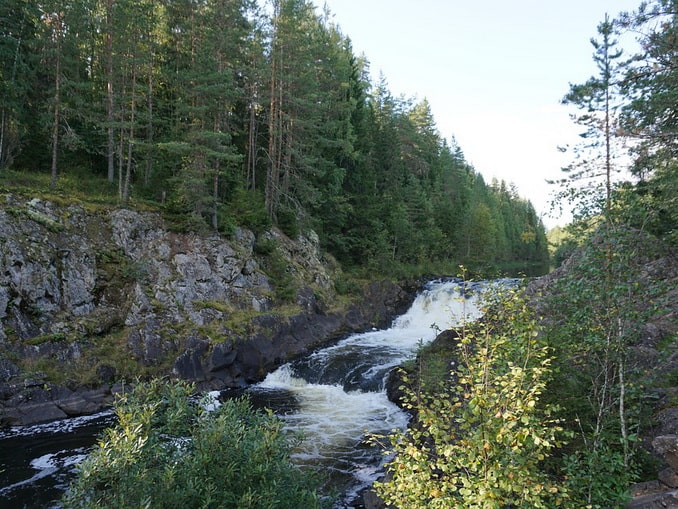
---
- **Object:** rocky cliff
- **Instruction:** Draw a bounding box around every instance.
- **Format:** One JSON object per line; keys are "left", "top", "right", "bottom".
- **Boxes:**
{"left": 0, "top": 195, "right": 413, "bottom": 425}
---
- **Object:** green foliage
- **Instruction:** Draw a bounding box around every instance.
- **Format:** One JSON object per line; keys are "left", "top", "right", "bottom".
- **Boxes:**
{"left": 548, "top": 8, "right": 677, "bottom": 501}
{"left": 254, "top": 236, "right": 277, "bottom": 256}
{"left": 542, "top": 226, "right": 666, "bottom": 507}
{"left": 562, "top": 445, "right": 638, "bottom": 508}
{"left": 617, "top": 0, "right": 677, "bottom": 243}
{"left": 276, "top": 206, "right": 300, "bottom": 239}
{"left": 1, "top": 0, "right": 550, "bottom": 279}
{"left": 62, "top": 380, "right": 326, "bottom": 509}
{"left": 547, "top": 225, "right": 580, "bottom": 268}
{"left": 555, "top": 1, "right": 677, "bottom": 245}
{"left": 255, "top": 240, "right": 297, "bottom": 303}
{"left": 266, "top": 257, "right": 297, "bottom": 303}
{"left": 372, "top": 287, "right": 566, "bottom": 508}
{"left": 558, "top": 13, "right": 625, "bottom": 223}
{"left": 227, "top": 188, "right": 271, "bottom": 235}
{"left": 332, "top": 273, "right": 362, "bottom": 296}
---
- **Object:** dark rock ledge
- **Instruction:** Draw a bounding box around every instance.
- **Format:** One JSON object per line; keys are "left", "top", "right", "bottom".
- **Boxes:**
{"left": 0, "top": 280, "right": 415, "bottom": 427}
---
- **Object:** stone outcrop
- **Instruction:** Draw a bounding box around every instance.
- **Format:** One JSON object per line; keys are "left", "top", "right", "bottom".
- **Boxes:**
{"left": 170, "top": 280, "right": 412, "bottom": 389}
{"left": 0, "top": 195, "right": 413, "bottom": 425}
{"left": 628, "top": 435, "right": 678, "bottom": 508}
{"left": 0, "top": 377, "right": 124, "bottom": 426}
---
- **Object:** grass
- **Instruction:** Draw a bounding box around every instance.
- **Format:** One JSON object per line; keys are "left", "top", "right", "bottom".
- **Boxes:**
{"left": 16, "top": 329, "right": 142, "bottom": 387}
{"left": 0, "top": 167, "right": 161, "bottom": 213}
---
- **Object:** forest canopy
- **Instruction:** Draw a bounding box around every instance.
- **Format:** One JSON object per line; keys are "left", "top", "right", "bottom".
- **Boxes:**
{"left": 0, "top": 0, "right": 549, "bottom": 276}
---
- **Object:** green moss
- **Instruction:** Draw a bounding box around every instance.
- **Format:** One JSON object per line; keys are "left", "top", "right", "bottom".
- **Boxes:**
{"left": 21, "top": 358, "right": 71, "bottom": 385}
{"left": 96, "top": 248, "right": 125, "bottom": 264}
{"left": 85, "top": 329, "right": 159, "bottom": 381}
{"left": 3, "top": 206, "right": 64, "bottom": 232}
{"left": 96, "top": 248, "right": 148, "bottom": 286}
{"left": 24, "top": 332, "right": 68, "bottom": 346}
{"left": 194, "top": 300, "right": 233, "bottom": 313}
{"left": 121, "top": 260, "right": 149, "bottom": 283}
{"left": 16, "top": 327, "right": 168, "bottom": 387}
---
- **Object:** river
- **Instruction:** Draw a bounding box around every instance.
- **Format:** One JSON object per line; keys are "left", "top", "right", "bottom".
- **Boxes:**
{"left": 0, "top": 279, "right": 487, "bottom": 508}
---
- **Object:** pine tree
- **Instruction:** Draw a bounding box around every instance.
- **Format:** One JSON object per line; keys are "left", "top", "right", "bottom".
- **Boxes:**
{"left": 0, "top": 0, "right": 38, "bottom": 170}
{"left": 618, "top": 0, "right": 677, "bottom": 240}
{"left": 559, "top": 14, "right": 626, "bottom": 223}
{"left": 265, "top": 0, "right": 354, "bottom": 231}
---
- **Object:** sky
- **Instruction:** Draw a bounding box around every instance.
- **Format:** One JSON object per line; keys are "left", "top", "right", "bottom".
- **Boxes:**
{"left": 312, "top": 0, "right": 643, "bottom": 227}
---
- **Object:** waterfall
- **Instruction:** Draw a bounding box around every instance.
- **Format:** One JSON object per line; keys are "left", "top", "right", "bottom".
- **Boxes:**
{"left": 0, "top": 279, "right": 492, "bottom": 508}
{"left": 251, "top": 279, "right": 487, "bottom": 506}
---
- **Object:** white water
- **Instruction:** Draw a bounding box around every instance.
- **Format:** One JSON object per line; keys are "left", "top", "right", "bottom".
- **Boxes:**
{"left": 0, "top": 279, "right": 494, "bottom": 509}
{"left": 0, "top": 410, "right": 116, "bottom": 508}
{"left": 253, "top": 279, "right": 488, "bottom": 506}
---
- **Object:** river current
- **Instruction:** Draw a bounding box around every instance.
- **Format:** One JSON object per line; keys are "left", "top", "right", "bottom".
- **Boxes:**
{"left": 0, "top": 279, "right": 487, "bottom": 508}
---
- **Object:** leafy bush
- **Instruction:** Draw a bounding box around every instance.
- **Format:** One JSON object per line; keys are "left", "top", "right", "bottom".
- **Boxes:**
{"left": 542, "top": 226, "right": 665, "bottom": 507}
{"left": 371, "top": 287, "right": 566, "bottom": 508}
{"left": 223, "top": 188, "right": 271, "bottom": 235}
{"left": 62, "top": 380, "right": 326, "bottom": 509}
{"left": 257, "top": 244, "right": 297, "bottom": 303}
{"left": 276, "top": 206, "right": 299, "bottom": 239}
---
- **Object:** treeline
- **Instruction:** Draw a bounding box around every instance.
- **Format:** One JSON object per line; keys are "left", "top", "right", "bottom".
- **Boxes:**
{"left": 0, "top": 0, "right": 548, "bottom": 274}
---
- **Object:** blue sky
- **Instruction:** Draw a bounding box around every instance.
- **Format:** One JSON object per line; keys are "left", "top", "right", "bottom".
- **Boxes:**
{"left": 312, "top": 0, "right": 643, "bottom": 227}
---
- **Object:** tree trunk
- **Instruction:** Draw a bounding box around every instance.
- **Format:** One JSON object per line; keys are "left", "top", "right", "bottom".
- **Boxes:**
{"left": 0, "top": 109, "right": 6, "bottom": 170}
{"left": 1, "top": 9, "right": 26, "bottom": 170}
{"left": 247, "top": 78, "right": 257, "bottom": 190}
{"left": 266, "top": 58, "right": 281, "bottom": 219}
{"left": 145, "top": 0, "right": 155, "bottom": 187}
{"left": 145, "top": 50, "right": 154, "bottom": 187}
{"left": 212, "top": 166, "right": 219, "bottom": 231}
{"left": 265, "top": 0, "right": 283, "bottom": 221}
{"left": 50, "top": 14, "right": 63, "bottom": 190}
{"left": 122, "top": 57, "right": 137, "bottom": 205}
{"left": 106, "top": 0, "right": 115, "bottom": 183}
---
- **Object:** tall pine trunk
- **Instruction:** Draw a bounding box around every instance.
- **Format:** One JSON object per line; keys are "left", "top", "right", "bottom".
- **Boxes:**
{"left": 105, "top": 0, "right": 115, "bottom": 183}
{"left": 50, "top": 12, "right": 64, "bottom": 190}
{"left": 121, "top": 55, "right": 137, "bottom": 205}
{"left": 246, "top": 77, "right": 257, "bottom": 190}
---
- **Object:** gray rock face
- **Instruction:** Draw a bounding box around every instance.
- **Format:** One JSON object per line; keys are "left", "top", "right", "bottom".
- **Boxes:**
{"left": 628, "top": 436, "right": 678, "bottom": 508}
{"left": 0, "top": 195, "right": 412, "bottom": 424}
{"left": 653, "top": 436, "right": 678, "bottom": 472}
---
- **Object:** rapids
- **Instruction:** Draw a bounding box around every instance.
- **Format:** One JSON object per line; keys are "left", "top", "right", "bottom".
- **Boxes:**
{"left": 249, "top": 278, "right": 487, "bottom": 505}
{"left": 0, "top": 278, "right": 491, "bottom": 508}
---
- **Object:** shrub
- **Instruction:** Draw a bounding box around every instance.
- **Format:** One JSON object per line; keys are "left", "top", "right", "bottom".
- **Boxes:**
{"left": 371, "top": 287, "right": 566, "bottom": 508}
{"left": 62, "top": 380, "right": 326, "bottom": 509}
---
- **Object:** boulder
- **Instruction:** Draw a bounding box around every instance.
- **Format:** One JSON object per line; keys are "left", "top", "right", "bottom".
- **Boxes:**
{"left": 626, "top": 489, "right": 678, "bottom": 509}
{"left": 627, "top": 435, "right": 678, "bottom": 508}
{"left": 174, "top": 341, "right": 210, "bottom": 382}
{"left": 363, "top": 488, "right": 388, "bottom": 509}
{"left": 0, "top": 383, "right": 114, "bottom": 425}
{"left": 658, "top": 468, "right": 678, "bottom": 489}
{"left": 653, "top": 435, "right": 678, "bottom": 472}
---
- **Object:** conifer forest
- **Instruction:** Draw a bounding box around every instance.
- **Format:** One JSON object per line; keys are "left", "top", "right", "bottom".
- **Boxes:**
{"left": 0, "top": 0, "right": 553, "bottom": 276}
